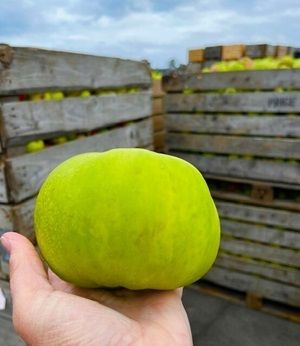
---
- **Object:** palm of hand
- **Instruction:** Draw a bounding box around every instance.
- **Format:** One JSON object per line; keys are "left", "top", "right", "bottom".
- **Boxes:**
{"left": 5, "top": 233, "right": 192, "bottom": 346}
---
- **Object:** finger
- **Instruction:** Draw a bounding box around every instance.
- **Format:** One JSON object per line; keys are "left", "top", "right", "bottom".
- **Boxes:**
{"left": 48, "top": 268, "right": 76, "bottom": 293}
{"left": 1, "top": 232, "right": 52, "bottom": 305}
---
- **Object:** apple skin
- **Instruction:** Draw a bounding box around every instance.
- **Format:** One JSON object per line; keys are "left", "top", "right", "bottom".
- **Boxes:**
{"left": 34, "top": 149, "right": 220, "bottom": 290}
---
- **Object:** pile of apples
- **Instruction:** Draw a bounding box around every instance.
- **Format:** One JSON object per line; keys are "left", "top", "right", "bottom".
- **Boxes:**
{"left": 203, "top": 56, "right": 300, "bottom": 72}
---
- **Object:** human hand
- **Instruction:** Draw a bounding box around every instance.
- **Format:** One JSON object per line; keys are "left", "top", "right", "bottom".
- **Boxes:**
{"left": 1, "top": 232, "right": 192, "bottom": 346}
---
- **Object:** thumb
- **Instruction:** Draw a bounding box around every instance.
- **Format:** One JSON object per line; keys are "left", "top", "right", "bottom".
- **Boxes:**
{"left": 1, "top": 232, "right": 52, "bottom": 305}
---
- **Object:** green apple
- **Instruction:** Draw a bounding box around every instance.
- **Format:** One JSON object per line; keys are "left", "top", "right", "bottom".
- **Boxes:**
{"left": 80, "top": 90, "right": 91, "bottom": 97}
{"left": 51, "top": 91, "right": 64, "bottom": 100}
{"left": 26, "top": 140, "right": 45, "bottom": 153}
{"left": 52, "top": 136, "right": 67, "bottom": 145}
{"left": 30, "top": 93, "right": 44, "bottom": 101}
{"left": 34, "top": 149, "right": 220, "bottom": 289}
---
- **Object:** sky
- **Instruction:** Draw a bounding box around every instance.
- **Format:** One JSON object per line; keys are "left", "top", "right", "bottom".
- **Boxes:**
{"left": 0, "top": 0, "right": 300, "bottom": 68}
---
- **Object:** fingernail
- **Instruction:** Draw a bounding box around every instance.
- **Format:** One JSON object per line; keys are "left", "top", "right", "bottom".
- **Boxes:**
{"left": 0, "top": 235, "right": 11, "bottom": 254}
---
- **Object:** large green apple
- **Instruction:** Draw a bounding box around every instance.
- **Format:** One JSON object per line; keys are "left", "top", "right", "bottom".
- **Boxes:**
{"left": 34, "top": 148, "right": 220, "bottom": 289}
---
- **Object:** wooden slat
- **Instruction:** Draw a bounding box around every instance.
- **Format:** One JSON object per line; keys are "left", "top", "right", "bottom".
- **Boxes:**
{"left": 167, "top": 133, "right": 300, "bottom": 159}
{"left": 188, "top": 49, "right": 204, "bottom": 63}
{"left": 245, "top": 44, "right": 276, "bottom": 58}
{"left": 0, "top": 92, "right": 151, "bottom": 147}
{"left": 164, "top": 70, "right": 300, "bottom": 91}
{"left": 216, "top": 201, "right": 300, "bottom": 231}
{"left": 0, "top": 163, "right": 9, "bottom": 203}
{"left": 0, "top": 205, "right": 13, "bottom": 232}
{"left": 211, "top": 190, "right": 300, "bottom": 213}
{"left": 204, "top": 46, "right": 222, "bottom": 60}
{"left": 220, "top": 237, "right": 300, "bottom": 267}
{"left": 222, "top": 45, "right": 245, "bottom": 61}
{"left": 153, "top": 131, "right": 165, "bottom": 149}
{"left": 0, "top": 46, "right": 151, "bottom": 95}
{"left": 6, "top": 118, "right": 153, "bottom": 202}
{"left": 204, "top": 266, "right": 300, "bottom": 307}
{"left": 221, "top": 219, "right": 300, "bottom": 249}
{"left": 12, "top": 198, "right": 35, "bottom": 242}
{"left": 152, "top": 80, "right": 164, "bottom": 97}
{"left": 216, "top": 253, "right": 300, "bottom": 286}
{"left": 171, "top": 152, "right": 300, "bottom": 186}
{"left": 166, "top": 92, "right": 300, "bottom": 113}
{"left": 152, "top": 98, "right": 164, "bottom": 115}
{"left": 152, "top": 115, "right": 165, "bottom": 132}
{"left": 166, "top": 114, "right": 300, "bottom": 138}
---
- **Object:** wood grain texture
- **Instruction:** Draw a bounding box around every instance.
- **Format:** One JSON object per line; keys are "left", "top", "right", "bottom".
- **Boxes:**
{"left": 166, "top": 114, "right": 300, "bottom": 138}
{"left": 152, "top": 115, "right": 165, "bottom": 132}
{"left": 166, "top": 92, "right": 300, "bottom": 113}
{"left": 216, "top": 253, "right": 300, "bottom": 286}
{"left": 1, "top": 92, "right": 152, "bottom": 147}
{"left": 0, "top": 46, "right": 151, "bottom": 95}
{"left": 164, "top": 70, "right": 300, "bottom": 91}
{"left": 12, "top": 198, "right": 35, "bottom": 242}
{"left": 212, "top": 190, "right": 300, "bottom": 213}
{"left": 6, "top": 118, "right": 153, "bottom": 202}
{"left": 220, "top": 219, "right": 300, "bottom": 249}
{"left": 245, "top": 44, "right": 276, "bottom": 58}
{"left": 167, "top": 133, "right": 300, "bottom": 159}
{"left": 220, "top": 237, "right": 300, "bottom": 267}
{"left": 216, "top": 201, "right": 300, "bottom": 231}
{"left": 152, "top": 98, "right": 164, "bottom": 115}
{"left": 205, "top": 266, "right": 300, "bottom": 307}
{"left": 171, "top": 152, "right": 300, "bottom": 186}
{"left": 0, "top": 163, "right": 9, "bottom": 203}
{"left": 0, "top": 205, "right": 13, "bottom": 232}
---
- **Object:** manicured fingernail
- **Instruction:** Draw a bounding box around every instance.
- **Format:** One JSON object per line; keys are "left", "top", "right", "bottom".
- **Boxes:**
{"left": 0, "top": 235, "right": 11, "bottom": 254}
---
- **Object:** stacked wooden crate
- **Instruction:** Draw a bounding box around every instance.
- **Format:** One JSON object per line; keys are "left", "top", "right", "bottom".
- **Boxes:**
{"left": 164, "top": 69, "right": 300, "bottom": 309}
{"left": 0, "top": 44, "right": 153, "bottom": 280}
{"left": 152, "top": 78, "right": 166, "bottom": 152}
{"left": 187, "top": 44, "right": 296, "bottom": 72}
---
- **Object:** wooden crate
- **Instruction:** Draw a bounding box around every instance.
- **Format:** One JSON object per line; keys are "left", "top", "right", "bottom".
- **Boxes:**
{"left": 164, "top": 68, "right": 300, "bottom": 307}
{"left": 151, "top": 78, "right": 166, "bottom": 152}
{"left": 222, "top": 44, "right": 245, "bottom": 60}
{"left": 245, "top": 44, "right": 276, "bottom": 58}
{"left": 188, "top": 49, "right": 204, "bottom": 63}
{"left": 0, "top": 45, "right": 153, "bottom": 278}
{"left": 204, "top": 46, "right": 222, "bottom": 60}
{"left": 276, "top": 45, "right": 289, "bottom": 58}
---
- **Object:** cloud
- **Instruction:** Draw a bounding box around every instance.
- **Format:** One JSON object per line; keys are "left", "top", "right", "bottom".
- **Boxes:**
{"left": 0, "top": 0, "right": 299, "bottom": 68}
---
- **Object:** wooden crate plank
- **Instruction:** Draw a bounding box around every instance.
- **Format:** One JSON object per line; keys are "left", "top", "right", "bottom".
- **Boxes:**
{"left": 6, "top": 118, "right": 153, "bottom": 203}
{"left": 0, "top": 45, "right": 151, "bottom": 95}
{"left": 222, "top": 45, "right": 245, "bottom": 61}
{"left": 0, "top": 205, "right": 13, "bottom": 232}
{"left": 152, "top": 98, "right": 164, "bottom": 115}
{"left": 204, "top": 266, "right": 300, "bottom": 307}
{"left": 152, "top": 115, "right": 165, "bottom": 132}
{"left": 188, "top": 49, "right": 204, "bottom": 63}
{"left": 220, "top": 237, "right": 300, "bottom": 267}
{"left": 216, "top": 253, "right": 300, "bottom": 286}
{"left": 212, "top": 190, "right": 300, "bottom": 213}
{"left": 12, "top": 198, "right": 35, "bottom": 242}
{"left": 204, "top": 46, "right": 222, "bottom": 60}
{"left": 276, "top": 46, "right": 289, "bottom": 58}
{"left": 152, "top": 80, "right": 164, "bottom": 97}
{"left": 153, "top": 131, "right": 165, "bottom": 149}
{"left": 221, "top": 219, "right": 300, "bottom": 249}
{"left": 163, "top": 70, "right": 300, "bottom": 91}
{"left": 166, "top": 92, "right": 300, "bottom": 113}
{"left": 171, "top": 152, "right": 300, "bottom": 186}
{"left": 0, "top": 163, "right": 9, "bottom": 203}
{"left": 245, "top": 44, "right": 276, "bottom": 58}
{"left": 167, "top": 133, "right": 300, "bottom": 159}
{"left": 166, "top": 114, "right": 300, "bottom": 138}
{"left": 1, "top": 92, "right": 152, "bottom": 147}
{"left": 216, "top": 201, "right": 300, "bottom": 231}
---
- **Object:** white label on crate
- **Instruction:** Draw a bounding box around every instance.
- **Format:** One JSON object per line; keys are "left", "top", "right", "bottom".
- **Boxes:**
{"left": 0, "top": 288, "right": 6, "bottom": 310}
